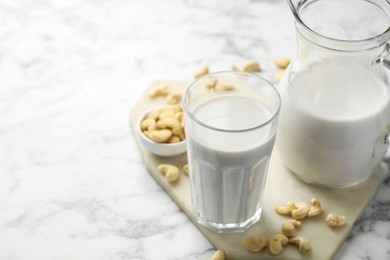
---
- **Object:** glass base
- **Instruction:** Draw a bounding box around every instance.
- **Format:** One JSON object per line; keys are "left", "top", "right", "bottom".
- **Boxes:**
{"left": 196, "top": 207, "right": 262, "bottom": 233}
{"left": 289, "top": 170, "right": 372, "bottom": 189}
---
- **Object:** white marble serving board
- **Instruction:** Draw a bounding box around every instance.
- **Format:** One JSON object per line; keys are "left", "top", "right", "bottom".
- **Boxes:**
{"left": 129, "top": 81, "right": 387, "bottom": 260}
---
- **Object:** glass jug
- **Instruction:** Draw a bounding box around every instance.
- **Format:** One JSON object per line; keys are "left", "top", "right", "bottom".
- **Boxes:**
{"left": 277, "top": 0, "right": 390, "bottom": 188}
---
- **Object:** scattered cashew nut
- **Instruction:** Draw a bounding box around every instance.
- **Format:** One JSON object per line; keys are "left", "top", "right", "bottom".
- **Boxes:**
{"left": 275, "top": 70, "right": 285, "bottom": 82}
{"left": 269, "top": 234, "right": 289, "bottom": 255}
{"left": 183, "top": 163, "right": 189, "bottom": 175}
{"left": 194, "top": 66, "right": 209, "bottom": 79}
{"left": 289, "top": 236, "right": 311, "bottom": 254}
{"left": 275, "top": 201, "right": 296, "bottom": 215}
{"left": 231, "top": 65, "right": 240, "bottom": 71}
{"left": 205, "top": 78, "right": 218, "bottom": 90}
{"left": 215, "top": 83, "right": 235, "bottom": 92}
{"left": 210, "top": 250, "right": 225, "bottom": 260}
{"left": 158, "top": 164, "right": 180, "bottom": 183}
{"left": 148, "top": 84, "right": 169, "bottom": 98}
{"left": 243, "top": 61, "right": 261, "bottom": 72}
{"left": 166, "top": 92, "right": 182, "bottom": 105}
{"left": 243, "top": 236, "right": 267, "bottom": 252}
{"left": 291, "top": 201, "right": 309, "bottom": 220}
{"left": 281, "top": 219, "right": 301, "bottom": 237}
{"left": 274, "top": 58, "right": 290, "bottom": 69}
{"left": 326, "top": 213, "right": 346, "bottom": 227}
{"left": 308, "top": 197, "right": 322, "bottom": 217}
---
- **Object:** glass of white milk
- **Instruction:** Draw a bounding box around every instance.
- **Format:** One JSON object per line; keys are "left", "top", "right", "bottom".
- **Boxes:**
{"left": 183, "top": 71, "right": 281, "bottom": 232}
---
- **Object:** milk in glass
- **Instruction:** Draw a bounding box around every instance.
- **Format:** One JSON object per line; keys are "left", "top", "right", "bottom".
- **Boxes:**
{"left": 186, "top": 94, "right": 276, "bottom": 228}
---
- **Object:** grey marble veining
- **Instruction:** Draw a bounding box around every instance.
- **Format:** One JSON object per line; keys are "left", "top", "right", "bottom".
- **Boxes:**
{"left": 0, "top": 0, "right": 389, "bottom": 259}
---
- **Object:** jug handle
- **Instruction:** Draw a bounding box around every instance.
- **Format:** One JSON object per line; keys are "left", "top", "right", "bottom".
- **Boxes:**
{"left": 375, "top": 43, "right": 390, "bottom": 69}
{"left": 381, "top": 58, "right": 390, "bottom": 70}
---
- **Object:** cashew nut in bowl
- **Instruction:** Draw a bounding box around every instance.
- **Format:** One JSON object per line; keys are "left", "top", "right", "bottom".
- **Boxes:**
{"left": 167, "top": 135, "right": 181, "bottom": 143}
{"left": 141, "top": 118, "right": 156, "bottom": 132}
{"left": 289, "top": 236, "right": 311, "bottom": 254}
{"left": 137, "top": 105, "right": 187, "bottom": 157}
{"left": 291, "top": 201, "right": 309, "bottom": 220}
{"left": 158, "top": 164, "right": 180, "bottom": 183}
{"left": 149, "top": 129, "right": 173, "bottom": 143}
{"left": 156, "top": 117, "right": 183, "bottom": 135}
{"left": 243, "top": 236, "right": 267, "bottom": 252}
{"left": 269, "top": 234, "right": 289, "bottom": 255}
{"left": 281, "top": 219, "right": 301, "bottom": 237}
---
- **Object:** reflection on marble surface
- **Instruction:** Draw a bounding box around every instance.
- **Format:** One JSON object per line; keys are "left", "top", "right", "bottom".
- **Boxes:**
{"left": 0, "top": 0, "right": 388, "bottom": 259}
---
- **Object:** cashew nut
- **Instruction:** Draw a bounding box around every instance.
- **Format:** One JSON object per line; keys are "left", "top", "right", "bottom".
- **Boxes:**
{"left": 167, "top": 135, "right": 181, "bottom": 143}
{"left": 275, "top": 201, "right": 296, "bottom": 215}
{"left": 158, "top": 105, "right": 182, "bottom": 119}
{"left": 281, "top": 219, "right": 301, "bottom": 237}
{"left": 174, "top": 111, "right": 184, "bottom": 121}
{"left": 149, "top": 129, "right": 173, "bottom": 143}
{"left": 215, "top": 83, "right": 235, "bottom": 92}
{"left": 156, "top": 117, "right": 183, "bottom": 135}
{"left": 274, "top": 58, "right": 290, "bottom": 69}
{"left": 308, "top": 197, "right": 322, "bottom": 217}
{"left": 291, "top": 201, "right": 309, "bottom": 220}
{"left": 269, "top": 234, "right": 289, "bottom": 255}
{"left": 141, "top": 106, "right": 186, "bottom": 143}
{"left": 158, "top": 164, "right": 180, "bottom": 183}
{"left": 194, "top": 66, "right": 209, "bottom": 79}
{"left": 210, "top": 250, "right": 224, "bottom": 260}
{"left": 231, "top": 65, "right": 240, "bottom": 71}
{"left": 141, "top": 118, "right": 156, "bottom": 132}
{"left": 289, "top": 236, "right": 311, "bottom": 254}
{"left": 149, "top": 84, "right": 169, "bottom": 98}
{"left": 243, "top": 61, "right": 261, "bottom": 72}
{"left": 243, "top": 236, "right": 267, "bottom": 252}
{"left": 205, "top": 78, "right": 217, "bottom": 90}
{"left": 275, "top": 70, "right": 285, "bottom": 82}
{"left": 183, "top": 163, "right": 189, "bottom": 175}
{"left": 326, "top": 213, "right": 346, "bottom": 227}
{"left": 146, "top": 109, "right": 160, "bottom": 120}
{"left": 166, "top": 92, "right": 182, "bottom": 105}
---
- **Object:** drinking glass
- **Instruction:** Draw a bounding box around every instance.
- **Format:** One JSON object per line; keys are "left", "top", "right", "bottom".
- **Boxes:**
{"left": 183, "top": 71, "right": 281, "bottom": 232}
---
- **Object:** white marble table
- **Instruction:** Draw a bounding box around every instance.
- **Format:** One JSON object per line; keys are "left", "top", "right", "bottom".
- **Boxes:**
{"left": 0, "top": 0, "right": 389, "bottom": 259}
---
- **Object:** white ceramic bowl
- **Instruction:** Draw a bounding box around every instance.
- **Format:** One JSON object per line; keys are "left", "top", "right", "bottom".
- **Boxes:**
{"left": 137, "top": 106, "right": 187, "bottom": 157}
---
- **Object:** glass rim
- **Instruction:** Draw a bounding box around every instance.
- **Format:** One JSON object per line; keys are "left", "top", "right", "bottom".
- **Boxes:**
{"left": 183, "top": 70, "right": 281, "bottom": 133}
{"left": 288, "top": 0, "right": 390, "bottom": 51}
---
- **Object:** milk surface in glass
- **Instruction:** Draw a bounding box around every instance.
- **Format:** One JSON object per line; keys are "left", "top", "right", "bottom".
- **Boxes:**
{"left": 277, "top": 60, "right": 390, "bottom": 186}
{"left": 186, "top": 94, "right": 276, "bottom": 229}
